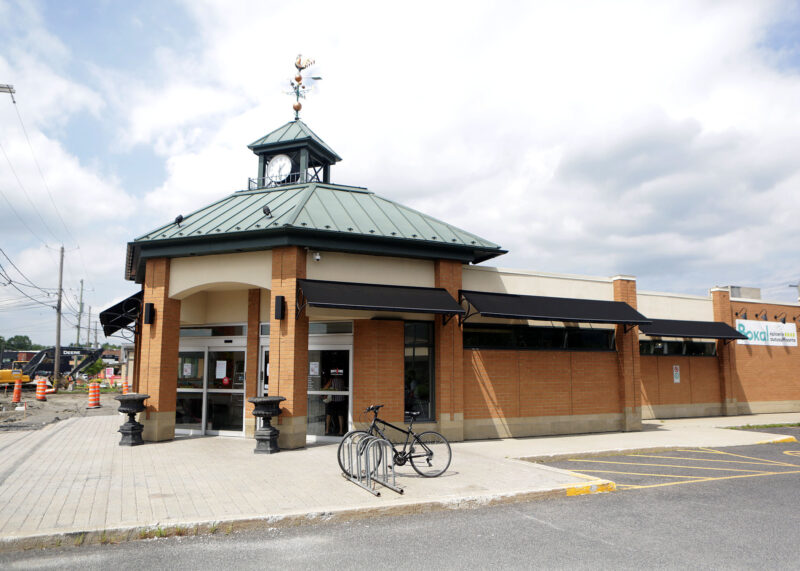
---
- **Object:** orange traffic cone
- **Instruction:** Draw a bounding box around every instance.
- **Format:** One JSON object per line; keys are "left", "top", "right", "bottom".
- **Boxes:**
{"left": 122, "top": 379, "right": 129, "bottom": 395}
{"left": 11, "top": 378, "right": 22, "bottom": 404}
{"left": 87, "top": 382, "right": 101, "bottom": 409}
{"left": 36, "top": 378, "right": 47, "bottom": 402}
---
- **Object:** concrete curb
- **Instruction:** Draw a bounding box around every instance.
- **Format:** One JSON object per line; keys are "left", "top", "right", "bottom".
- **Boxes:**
{"left": 0, "top": 479, "right": 616, "bottom": 553}
{"left": 755, "top": 436, "right": 797, "bottom": 444}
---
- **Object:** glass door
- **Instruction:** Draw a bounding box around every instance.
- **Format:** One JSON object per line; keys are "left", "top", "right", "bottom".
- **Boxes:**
{"left": 307, "top": 349, "right": 350, "bottom": 440}
{"left": 205, "top": 349, "right": 245, "bottom": 434}
{"left": 177, "top": 351, "right": 204, "bottom": 433}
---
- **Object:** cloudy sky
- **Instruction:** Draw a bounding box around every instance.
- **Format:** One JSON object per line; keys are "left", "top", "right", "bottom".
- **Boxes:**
{"left": 1, "top": 0, "right": 800, "bottom": 346}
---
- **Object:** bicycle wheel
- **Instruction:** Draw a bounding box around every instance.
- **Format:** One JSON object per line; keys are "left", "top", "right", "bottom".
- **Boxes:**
{"left": 410, "top": 431, "right": 451, "bottom": 477}
{"left": 337, "top": 430, "right": 383, "bottom": 477}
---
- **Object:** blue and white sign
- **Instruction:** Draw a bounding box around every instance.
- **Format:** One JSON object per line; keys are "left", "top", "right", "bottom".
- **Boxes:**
{"left": 736, "top": 320, "right": 797, "bottom": 347}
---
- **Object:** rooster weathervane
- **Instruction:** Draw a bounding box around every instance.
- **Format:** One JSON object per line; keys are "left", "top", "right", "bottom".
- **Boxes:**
{"left": 290, "top": 55, "right": 320, "bottom": 120}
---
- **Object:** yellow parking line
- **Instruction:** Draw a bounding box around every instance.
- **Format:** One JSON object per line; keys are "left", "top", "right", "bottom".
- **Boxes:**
{"left": 627, "top": 454, "right": 785, "bottom": 467}
{"left": 693, "top": 447, "right": 799, "bottom": 468}
{"left": 623, "top": 469, "right": 800, "bottom": 490}
{"left": 572, "top": 469, "right": 707, "bottom": 479}
{"left": 567, "top": 459, "right": 769, "bottom": 473}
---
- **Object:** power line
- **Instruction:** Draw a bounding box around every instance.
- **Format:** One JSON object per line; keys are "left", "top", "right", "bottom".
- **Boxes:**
{"left": 0, "top": 138, "right": 61, "bottom": 243}
{"left": 0, "top": 246, "right": 54, "bottom": 295}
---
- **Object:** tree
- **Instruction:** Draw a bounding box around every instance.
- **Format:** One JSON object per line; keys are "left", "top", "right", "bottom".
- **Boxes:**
{"left": 83, "top": 358, "right": 105, "bottom": 377}
{"left": 5, "top": 335, "right": 33, "bottom": 350}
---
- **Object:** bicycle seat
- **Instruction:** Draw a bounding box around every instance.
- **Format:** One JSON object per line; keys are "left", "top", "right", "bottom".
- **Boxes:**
{"left": 405, "top": 411, "right": 422, "bottom": 418}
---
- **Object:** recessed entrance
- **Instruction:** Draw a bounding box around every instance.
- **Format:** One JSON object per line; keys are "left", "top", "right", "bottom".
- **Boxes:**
{"left": 177, "top": 332, "right": 247, "bottom": 436}
{"left": 307, "top": 349, "right": 350, "bottom": 440}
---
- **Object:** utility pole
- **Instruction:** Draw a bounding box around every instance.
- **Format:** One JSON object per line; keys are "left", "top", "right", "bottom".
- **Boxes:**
{"left": 86, "top": 306, "right": 91, "bottom": 346}
{"left": 94, "top": 322, "right": 98, "bottom": 348}
{"left": 75, "top": 279, "right": 84, "bottom": 345}
{"left": 54, "top": 246, "right": 64, "bottom": 388}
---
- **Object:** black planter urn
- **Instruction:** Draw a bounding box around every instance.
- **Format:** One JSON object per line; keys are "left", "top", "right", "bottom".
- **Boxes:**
{"left": 114, "top": 393, "right": 150, "bottom": 446}
{"left": 248, "top": 396, "right": 286, "bottom": 454}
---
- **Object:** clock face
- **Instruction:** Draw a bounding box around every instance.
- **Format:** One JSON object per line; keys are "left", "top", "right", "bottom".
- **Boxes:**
{"left": 267, "top": 154, "right": 292, "bottom": 182}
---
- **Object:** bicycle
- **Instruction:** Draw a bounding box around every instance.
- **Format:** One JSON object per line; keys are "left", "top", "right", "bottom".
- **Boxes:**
{"left": 337, "top": 404, "right": 452, "bottom": 478}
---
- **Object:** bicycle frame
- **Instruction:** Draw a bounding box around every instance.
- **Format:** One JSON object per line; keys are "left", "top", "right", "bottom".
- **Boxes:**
{"left": 366, "top": 414, "right": 430, "bottom": 462}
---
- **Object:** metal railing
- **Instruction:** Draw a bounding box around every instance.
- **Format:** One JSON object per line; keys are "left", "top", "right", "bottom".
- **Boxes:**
{"left": 341, "top": 433, "right": 403, "bottom": 496}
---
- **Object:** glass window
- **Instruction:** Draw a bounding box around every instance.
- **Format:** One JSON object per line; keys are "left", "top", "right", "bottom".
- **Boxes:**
{"left": 463, "top": 324, "right": 613, "bottom": 352}
{"left": 176, "top": 393, "right": 203, "bottom": 430}
{"left": 178, "top": 351, "right": 204, "bottom": 389}
{"left": 685, "top": 341, "right": 716, "bottom": 356}
{"left": 207, "top": 350, "right": 245, "bottom": 390}
{"left": 639, "top": 340, "right": 717, "bottom": 356}
{"left": 405, "top": 322, "right": 434, "bottom": 421}
{"left": 206, "top": 393, "right": 244, "bottom": 432}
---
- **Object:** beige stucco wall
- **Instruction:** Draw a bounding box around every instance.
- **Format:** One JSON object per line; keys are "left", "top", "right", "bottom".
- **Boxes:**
{"left": 169, "top": 251, "right": 272, "bottom": 299}
{"left": 306, "top": 252, "right": 435, "bottom": 287}
{"left": 637, "top": 291, "right": 714, "bottom": 321}
{"left": 179, "top": 290, "right": 249, "bottom": 324}
{"left": 462, "top": 266, "right": 614, "bottom": 301}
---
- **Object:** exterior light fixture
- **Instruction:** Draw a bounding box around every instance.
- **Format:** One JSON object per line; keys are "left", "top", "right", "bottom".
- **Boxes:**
{"left": 174, "top": 214, "right": 184, "bottom": 226}
{"left": 735, "top": 308, "right": 748, "bottom": 319}
{"left": 262, "top": 205, "right": 272, "bottom": 218}
{"left": 774, "top": 312, "right": 787, "bottom": 324}
{"left": 754, "top": 309, "right": 768, "bottom": 321}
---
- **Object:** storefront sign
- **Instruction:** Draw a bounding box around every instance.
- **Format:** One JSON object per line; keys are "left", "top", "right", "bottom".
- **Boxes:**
{"left": 183, "top": 363, "right": 192, "bottom": 377}
{"left": 736, "top": 320, "right": 797, "bottom": 347}
{"left": 309, "top": 362, "right": 320, "bottom": 376}
{"left": 673, "top": 365, "right": 680, "bottom": 383}
{"left": 331, "top": 368, "right": 344, "bottom": 375}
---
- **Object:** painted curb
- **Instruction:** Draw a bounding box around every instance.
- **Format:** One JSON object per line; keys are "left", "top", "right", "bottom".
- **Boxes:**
{"left": 755, "top": 435, "right": 798, "bottom": 444}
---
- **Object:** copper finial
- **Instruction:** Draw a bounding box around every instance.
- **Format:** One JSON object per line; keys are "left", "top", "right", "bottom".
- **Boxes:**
{"left": 290, "top": 54, "right": 318, "bottom": 120}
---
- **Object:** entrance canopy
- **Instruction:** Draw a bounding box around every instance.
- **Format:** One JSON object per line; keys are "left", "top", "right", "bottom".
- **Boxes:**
{"left": 639, "top": 319, "right": 746, "bottom": 340}
{"left": 100, "top": 291, "right": 143, "bottom": 337}
{"left": 460, "top": 290, "right": 650, "bottom": 325}
{"left": 298, "top": 279, "right": 465, "bottom": 317}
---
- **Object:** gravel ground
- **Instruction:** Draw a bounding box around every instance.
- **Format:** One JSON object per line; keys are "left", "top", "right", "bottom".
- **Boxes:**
{"left": 0, "top": 389, "right": 118, "bottom": 431}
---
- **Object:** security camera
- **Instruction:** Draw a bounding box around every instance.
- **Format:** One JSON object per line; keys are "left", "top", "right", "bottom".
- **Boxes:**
{"left": 312, "top": 252, "right": 321, "bottom": 262}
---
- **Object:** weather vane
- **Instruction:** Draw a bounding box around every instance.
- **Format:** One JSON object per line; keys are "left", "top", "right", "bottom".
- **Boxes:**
{"left": 290, "top": 54, "right": 320, "bottom": 120}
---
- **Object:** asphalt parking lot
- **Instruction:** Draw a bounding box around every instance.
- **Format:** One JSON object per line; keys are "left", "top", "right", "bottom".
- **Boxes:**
{"left": 547, "top": 428, "right": 800, "bottom": 491}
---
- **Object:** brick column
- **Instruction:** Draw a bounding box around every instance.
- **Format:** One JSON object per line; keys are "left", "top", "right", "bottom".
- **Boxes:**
{"left": 269, "top": 246, "right": 308, "bottom": 449}
{"left": 711, "top": 287, "right": 738, "bottom": 415}
{"left": 138, "top": 258, "right": 181, "bottom": 441}
{"left": 612, "top": 276, "right": 642, "bottom": 431}
{"left": 435, "top": 259, "right": 464, "bottom": 441}
{"left": 245, "top": 288, "right": 261, "bottom": 437}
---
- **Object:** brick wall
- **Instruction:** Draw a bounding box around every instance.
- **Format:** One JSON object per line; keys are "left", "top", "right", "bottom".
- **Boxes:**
{"left": 729, "top": 301, "right": 800, "bottom": 408}
{"left": 434, "top": 260, "right": 463, "bottom": 424}
{"left": 463, "top": 349, "right": 620, "bottom": 420}
{"left": 640, "top": 356, "right": 721, "bottom": 408}
{"left": 353, "top": 320, "right": 404, "bottom": 423}
{"left": 139, "top": 258, "right": 180, "bottom": 414}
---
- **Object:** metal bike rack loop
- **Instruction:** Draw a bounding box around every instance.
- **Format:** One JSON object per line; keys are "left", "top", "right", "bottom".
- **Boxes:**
{"left": 343, "top": 434, "right": 403, "bottom": 496}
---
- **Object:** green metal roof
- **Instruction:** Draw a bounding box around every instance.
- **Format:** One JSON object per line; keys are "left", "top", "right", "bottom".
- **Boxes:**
{"left": 127, "top": 183, "right": 505, "bottom": 281}
{"left": 248, "top": 120, "right": 341, "bottom": 162}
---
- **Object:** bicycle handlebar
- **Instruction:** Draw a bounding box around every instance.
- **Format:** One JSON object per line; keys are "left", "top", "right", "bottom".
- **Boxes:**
{"left": 364, "top": 404, "right": 384, "bottom": 413}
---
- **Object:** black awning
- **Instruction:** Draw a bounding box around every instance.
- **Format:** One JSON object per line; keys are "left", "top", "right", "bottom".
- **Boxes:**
{"left": 460, "top": 290, "right": 650, "bottom": 325}
{"left": 639, "top": 319, "right": 747, "bottom": 340}
{"left": 298, "top": 279, "right": 465, "bottom": 315}
{"left": 100, "top": 291, "right": 143, "bottom": 337}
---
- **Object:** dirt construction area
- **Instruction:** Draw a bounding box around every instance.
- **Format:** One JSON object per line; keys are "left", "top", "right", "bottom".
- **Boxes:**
{"left": 0, "top": 389, "right": 118, "bottom": 431}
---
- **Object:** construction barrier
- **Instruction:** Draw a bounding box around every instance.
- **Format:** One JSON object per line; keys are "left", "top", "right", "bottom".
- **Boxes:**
{"left": 36, "top": 378, "right": 47, "bottom": 402}
{"left": 87, "top": 382, "right": 101, "bottom": 409}
{"left": 121, "top": 379, "right": 129, "bottom": 395}
{"left": 11, "top": 378, "right": 22, "bottom": 404}
{"left": 45, "top": 378, "right": 57, "bottom": 394}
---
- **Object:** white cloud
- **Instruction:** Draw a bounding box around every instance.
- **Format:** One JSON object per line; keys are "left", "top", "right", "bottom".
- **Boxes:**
{"left": 4, "top": 0, "right": 800, "bottom": 344}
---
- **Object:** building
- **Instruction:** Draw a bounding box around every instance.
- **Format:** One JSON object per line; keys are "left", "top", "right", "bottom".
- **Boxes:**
{"left": 101, "top": 119, "right": 800, "bottom": 448}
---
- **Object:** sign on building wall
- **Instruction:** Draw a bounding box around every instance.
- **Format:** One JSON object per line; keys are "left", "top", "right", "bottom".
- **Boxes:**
{"left": 736, "top": 319, "right": 798, "bottom": 347}
{"left": 673, "top": 365, "right": 680, "bottom": 383}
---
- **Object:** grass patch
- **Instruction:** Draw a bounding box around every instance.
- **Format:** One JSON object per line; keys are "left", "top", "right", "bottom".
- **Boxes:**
{"left": 729, "top": 423, "right": 800, "bottom": 430}
{"left": 73, "top": 533, "right": 85, "bottom": 547}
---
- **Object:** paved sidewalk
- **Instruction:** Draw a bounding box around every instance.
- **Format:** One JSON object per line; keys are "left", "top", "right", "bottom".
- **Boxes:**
{"left": 0, "top": 412, "right": 797, "bottom": 548}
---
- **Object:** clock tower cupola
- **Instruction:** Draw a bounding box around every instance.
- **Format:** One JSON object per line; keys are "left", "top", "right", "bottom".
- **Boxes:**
{"left": 247, "top": 55, "right": 341, "bottom": 189}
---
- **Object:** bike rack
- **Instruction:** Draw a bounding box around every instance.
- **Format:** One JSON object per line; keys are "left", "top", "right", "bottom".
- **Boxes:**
{"left": 343, "top": 434, "right": 403, "bottom": 496}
